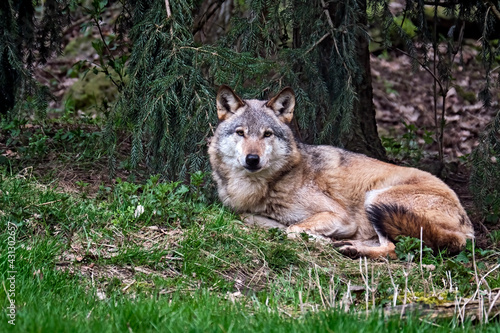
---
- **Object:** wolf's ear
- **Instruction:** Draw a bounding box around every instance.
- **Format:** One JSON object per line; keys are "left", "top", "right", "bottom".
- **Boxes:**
{"left": 266, "top": 87, "right": 295, "bottom": 124}
{"left": 216, "top": 85, "right": 245, "bottom": 121}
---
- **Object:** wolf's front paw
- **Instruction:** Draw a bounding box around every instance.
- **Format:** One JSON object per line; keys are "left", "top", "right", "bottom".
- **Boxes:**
{"left": 285, "top": 225, "right": 303, "bottom": 239}
{"left": 336, "top": 245, "right": 360, "bottom": 259}
{"left": 332, "top": 240, "right": 352, "bottom": 248}
{"left": 286, "top": 226, "right": 331, "bottom": 244}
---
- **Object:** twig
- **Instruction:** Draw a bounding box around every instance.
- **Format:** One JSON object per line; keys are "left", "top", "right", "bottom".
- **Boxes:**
{"left": 371, "top": 265, "right": 376, "bottom": 309}
{"left": 318, "top": 0, "right": 350, "bottom": 74}
{"left": 384, "top": 258, "right": 399, "bottom": 307}
{"left": 472, "top": 238, "right": 479, "bottom": 287}
{"left": 164, "top": 0, "right": 173, "bottom": 34}
{"left": 486, "top": 0, "right": 500, "bottom": 21}
{"left": 439, "top": 94, "right": 447, "bottom": 162}
{"left": 165, "top": 0, "right": 172, "bottom": 19}
{"left": 480, "top": 264, "right": 500, "bottom": 287}
{"left": 122, "top": 280, "right": 136, "bottom": 292}
{"left": 419, "top": 227, "right": 423, "bottom": 275}
{"left": 24, "top": 199, "right": 62, "bottom": 209}
{"left": 329, "top": 274, "right": 336, "bottom": 309}
{"left": 304, "top": 32, "right": 330, "bottom": 55}
{"left": 459, "top": 240, "right": 499, "bottom": 321}
{"left": 341, "top": 281, "right": 353, "bottom": 312}
{"left": 401, "top": 264, "right": 411, "bottom": 319}
{"left": 93, "top": 17, "right": 116, "bottom": 63}
{"left": 313, "top": 265, "right": 327, "bottom": 308}
{"left": 359, "top": 257, "right": 375, "bottom": 313}
{"left": 446, "top": 270, "right": 453, "bottom": 292}
{"left": 320, "top": 0, "right": 334, "bottom": 29}
{"left": 395, "top": 48, "right": 444, "bottom": 93}
{"left": 455, "top": 295, "right": 465, "bottom": 325}
{"left": 299, "top": 290, "right": 304, "bottom": 314}
{"left": 430, "top": 272, "right": 436, "bottom": 295}
{"left": 91, "top": 17, "right": 125, "bottom": 91}
{"left": 246, "top": 262, "right": 267, "bottom": 288}
{"left": 200, "top": 249, "right": 231, "bottom": 265}
{"left": 419, "top": 318, "right": 442, "bottom": 327}
{"left": 432, "top": 5, "right": 442, "bottom": 163}
{"left": 487, "top": 290, "right": 500, "bottom": 321}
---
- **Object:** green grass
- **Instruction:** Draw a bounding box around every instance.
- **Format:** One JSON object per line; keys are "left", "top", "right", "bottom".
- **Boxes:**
{"left": 0, "top": 268, "right": 485, "bottom": 333}
{"left": 1, "top": 169, "right": 500, "bottom": 331}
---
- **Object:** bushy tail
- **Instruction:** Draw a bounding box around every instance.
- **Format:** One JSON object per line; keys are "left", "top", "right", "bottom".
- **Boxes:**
{"left": 366, "top": 204, "right": 471, "bottom": 254}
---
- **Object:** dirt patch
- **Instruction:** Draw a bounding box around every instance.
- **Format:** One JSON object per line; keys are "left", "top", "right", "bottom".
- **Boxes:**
{"left": 53, "top": 225, "right": 186, "bottom": 296}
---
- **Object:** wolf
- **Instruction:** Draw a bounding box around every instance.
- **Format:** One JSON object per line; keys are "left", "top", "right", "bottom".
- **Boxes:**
{"left": 208, "top": 85, "right": 474, "bottom": 259}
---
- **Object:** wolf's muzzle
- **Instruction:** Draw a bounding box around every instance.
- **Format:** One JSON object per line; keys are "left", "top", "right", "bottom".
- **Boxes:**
{"left": 245, "top": 154, "right": 261, "bottom": 171}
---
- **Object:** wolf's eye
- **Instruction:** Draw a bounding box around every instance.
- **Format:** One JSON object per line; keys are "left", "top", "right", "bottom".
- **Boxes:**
{"left": 236, "top": 129, "right": 244, "bottom": 136}
{"left": 263, "top": 131, "right": 273, "bottom": 137}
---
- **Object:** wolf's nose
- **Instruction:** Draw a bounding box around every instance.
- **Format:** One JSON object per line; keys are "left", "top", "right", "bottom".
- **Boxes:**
{"left": 245, "top": 154, "right": 260, "bottom": 168}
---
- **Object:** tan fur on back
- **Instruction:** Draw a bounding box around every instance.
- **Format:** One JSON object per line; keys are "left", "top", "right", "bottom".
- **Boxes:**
{"left": 208, "top": 86, "right": 474, "bottom": 259}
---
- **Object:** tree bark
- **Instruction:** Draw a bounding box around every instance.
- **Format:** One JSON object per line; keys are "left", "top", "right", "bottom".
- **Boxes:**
{"left": 342, "top": 0, "right": 386, "bottom": 160}
{"left": 320, "top": 0, "right": 386, "bottom": 160}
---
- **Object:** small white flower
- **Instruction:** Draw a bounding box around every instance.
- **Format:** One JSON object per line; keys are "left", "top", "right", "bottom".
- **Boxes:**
{"left": 134, "top": 204, "right": 145, "bottom": 218}
{"left": 96, "top": 290, "right": 106, "bottom": 300}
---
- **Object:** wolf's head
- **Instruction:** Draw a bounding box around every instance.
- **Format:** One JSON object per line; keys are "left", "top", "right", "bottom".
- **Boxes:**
{"left": 209, "top": 85, "right": 298, "bottom": 176}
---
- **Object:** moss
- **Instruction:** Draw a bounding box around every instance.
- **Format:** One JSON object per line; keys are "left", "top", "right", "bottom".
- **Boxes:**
{"left": 369, "top": 16, "right": 417, "bottom": 53}
{"left": 395, "top": 291, "right": 454, "bottom": 306}
{"left": 393, "top": 15, "right": 417, "bottom": 38}
{"left": 63, "top": 35, "right": 95, "bottom": 58}
{"left": 454, "top": 85, "right": 477, "bottom": 104}
{"left": 64, "top": 71, "right": 119, "bottom": 111}
{"left": 412, "top": 292, "right": 452, "bottom": 305}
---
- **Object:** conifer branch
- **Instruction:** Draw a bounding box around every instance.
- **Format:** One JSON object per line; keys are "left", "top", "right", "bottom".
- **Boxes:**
{"left": 178, "top": 46, "right": 247, "bottom": 70}
{"left": 165, "top": 0, "right": 172, "bottom": 18}
{"left": 165, "top": 0, "right": 173, "bottom": 34}
{"left": 304, "top": 32, "right": 330, "bottom": 54}
{"left": 178, "top": 46, "right": 219, "bottom": 57}
{"left": 318, "top": 0, "right": 350, "bottom": 74}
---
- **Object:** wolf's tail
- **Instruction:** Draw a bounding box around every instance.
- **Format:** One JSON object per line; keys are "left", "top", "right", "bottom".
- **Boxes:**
{"left": 366, "top": 204, "right": 472, "bottom": 254}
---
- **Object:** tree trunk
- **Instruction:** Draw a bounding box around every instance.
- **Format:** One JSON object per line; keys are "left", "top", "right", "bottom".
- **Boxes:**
{"left": 342, "top": 0, "right": 385, "bottom": 160}
{"left": 320, "top": 0, "right": 386, "bottom": 160}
